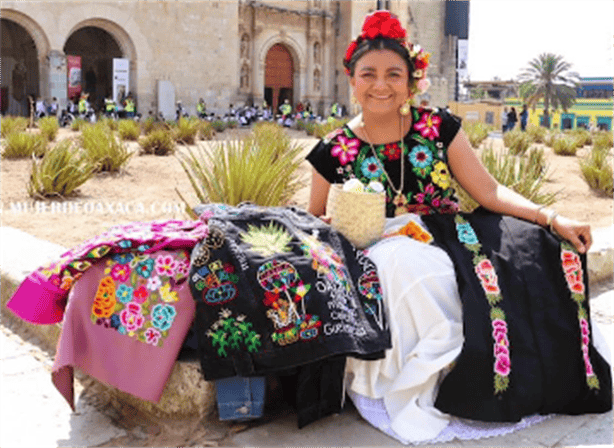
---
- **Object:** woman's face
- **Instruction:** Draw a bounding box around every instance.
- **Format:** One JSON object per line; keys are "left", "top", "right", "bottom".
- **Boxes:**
{"left": 350, "top": 49, "right": 410, "bottom": 116}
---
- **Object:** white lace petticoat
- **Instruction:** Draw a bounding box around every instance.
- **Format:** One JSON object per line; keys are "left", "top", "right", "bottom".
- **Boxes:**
{"left": 348, "top": 389, "right": 552, "bottom": 445}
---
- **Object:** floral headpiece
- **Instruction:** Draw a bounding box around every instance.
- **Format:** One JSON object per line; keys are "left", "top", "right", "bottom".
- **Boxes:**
{"left": 343, "top": 10, "right": 431, "bottom": 94}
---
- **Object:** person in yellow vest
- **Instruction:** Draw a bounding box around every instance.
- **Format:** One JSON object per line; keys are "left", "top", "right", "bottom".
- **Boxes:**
{"left": 279, "top": 99, "right": 292, "bottom": 119}
{"left": 78, "top": 94, "right": 88, "bottom": 117}
{"left": 124, "top": 94, "right": 136, "bottom": 118}
{"left": 197, "top": 98, "right": 207, "bottom": 119}
{"left": 105, "top": 96, "right": 116, "bottom": 118}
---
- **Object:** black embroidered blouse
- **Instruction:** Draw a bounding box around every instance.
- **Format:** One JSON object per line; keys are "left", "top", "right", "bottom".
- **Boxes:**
{"left": 306, "top": 106, "right": 463, "bottom": 217}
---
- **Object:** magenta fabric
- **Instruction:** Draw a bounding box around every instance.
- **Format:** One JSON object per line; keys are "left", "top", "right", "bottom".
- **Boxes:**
{"left": 51, "top": 249, "right": 196, "bottom": 409}
{"left": 7, "top": 219, "right": 208, "bottom": 324}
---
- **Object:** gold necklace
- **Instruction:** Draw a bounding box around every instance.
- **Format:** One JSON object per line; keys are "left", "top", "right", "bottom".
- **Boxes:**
{"left": 361, "top": 115, "right": 408, "bottom": 216}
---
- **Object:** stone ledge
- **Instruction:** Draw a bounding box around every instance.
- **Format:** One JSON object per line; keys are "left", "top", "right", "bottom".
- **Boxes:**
{"left": 1, "top": 225, "right": 612, "bottom": 420}
{"left": 0, "top": 226, "right": 215, "bottom": 421}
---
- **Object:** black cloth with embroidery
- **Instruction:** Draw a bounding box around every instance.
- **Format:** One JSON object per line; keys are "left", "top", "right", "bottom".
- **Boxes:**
{"left": 189, "top": 203, "right": 391, "bottom": 381}
{"left": 422, "top": 209, "right": 612, "bottom": 422}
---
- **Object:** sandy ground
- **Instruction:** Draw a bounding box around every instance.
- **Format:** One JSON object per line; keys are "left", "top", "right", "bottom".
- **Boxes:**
{"left": 1, "top": 126, "right": 612, "bottom": 250}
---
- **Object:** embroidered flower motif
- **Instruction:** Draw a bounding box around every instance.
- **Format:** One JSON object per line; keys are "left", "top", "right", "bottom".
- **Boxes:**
{"left": 159, "top": 283, "right": 179, "bottom": 303}
{"left": 120, "top": 303, "right": 145, "bottom": 333}
{"left": 361, "top": 156, "right": 383, "bottom": 179}
{"left": 110, "top": 263, "right": 131, "bottom": 282}
{"left": 133, "top": 285, "right": 149, "bottom": 304}
{"left": 151, "top": 304, "right": 177, "bottom": 331}
{"left": 455, "top": 221, "right": 479, "bottom": 245}
{"left": 136, "top": 258, "right": 155, "bottom": 278}
{"left": 145, "top": 327, "right": 162, "bottom": 345}
{"left": 116, "top": 284, "right": 134, "bottom": 304}
{"left": 560, "top": 242, "right": 599, "bottom": 389}
{"left": 112, "top": 253, "right": 134, "bottom": 264}
{"left": 155, "top": 254, "right": 178, "bottom": 277}
{"left": 414, "top": 112, "right": 442, "bottom": 140}
{"left": 175, "top": 259, "right": 190, "bottom": 278}
{"left": 92, "top": 276, "right": 116, "bottom": 318}
{"left": 475, "top": 259, "right": 501, "bottom": 294}
{"left": 147, "top": 275, "right": 162, "bottom": 291}
{"left": 455, "top": 215, "right": 509, "bottom": 393}
{"left": 409, "top": 145, "right": 433, "bottom": 169}
{"left": 431, "top": 161, "right": 451, "bottom": 190}
{"left": 382, "top": 143, "right": 402, "bottom": 160}
{"left": 117, "top": 239, "right": 132, "bottom": 249}
{"left": 331, "top": 135, "right": 360, "bottom": 165}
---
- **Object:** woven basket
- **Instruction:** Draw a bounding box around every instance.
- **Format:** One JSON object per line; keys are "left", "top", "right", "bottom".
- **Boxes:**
{"left": 327, "top": 184, "right": 386, "bottom": 249}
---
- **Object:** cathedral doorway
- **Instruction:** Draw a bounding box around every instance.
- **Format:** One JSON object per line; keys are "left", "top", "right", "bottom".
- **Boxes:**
{"left": 264, "top": 43, "right": 294, "bottom": 115}
{"left": 64, "top": 26, "right": 123, "bottom": 111}
{"left": 1, "top": 19, "right": 39, "bottom": 116}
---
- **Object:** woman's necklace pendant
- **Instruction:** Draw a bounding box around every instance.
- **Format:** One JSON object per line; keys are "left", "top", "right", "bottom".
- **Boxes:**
{"left": 393, "top": 193, "right": 408, "bottom": 216}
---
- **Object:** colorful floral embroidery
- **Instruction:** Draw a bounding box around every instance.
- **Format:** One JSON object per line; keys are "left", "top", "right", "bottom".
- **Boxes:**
{"left": 207, "top": 309, "right": 262, "bottom": 357}
{"left": 361, "top": 156, "right": 384, "bottom": 179}
{"left": 560, "top": 242, "right": 599, "bottom": 389}
{"left": 331, "top": 135, "right": 360, "bottom": 165}
{"left": 414, "top": 111, "right": 442, "bottom": 140}
{"left": 398, "top": 220, "right": 433, "bottom": 244}
{"left": 92, "top": 276, "right": 116, "bottom": 318}
{"left": 431, "top": 161, "right": 451, "bottom": 190}
{"left": 151, "top": 303, "right": 177, "bottom": 331}
{"left": 358, "top": 270, "right": 385, "bottom": 329}
{"left": 409, "top": 145, "right": 433, "bottom": 169}
{"left": 455, "top": 215, "right": 509, "bottom": 394}
{"left": 91, "top": 251, "right": 190, "bottom": 347}
{"left": 382, "top": 143, "right": 402, "bottom": 160}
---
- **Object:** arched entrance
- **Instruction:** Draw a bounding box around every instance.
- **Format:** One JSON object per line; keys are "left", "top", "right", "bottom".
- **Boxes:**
{"left": 1, "top": 19, "right": 40, "bottom": 116}
{"left": 264, "top": 44, "right": 294, "bottom": 114}
{"left": 64, "top": 26, "right": 123, "bottom": 111}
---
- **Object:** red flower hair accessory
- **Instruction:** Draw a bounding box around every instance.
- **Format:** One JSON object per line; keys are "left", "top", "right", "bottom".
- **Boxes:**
{"left": 360, "top": 10, "right": 406, "bottom": 40}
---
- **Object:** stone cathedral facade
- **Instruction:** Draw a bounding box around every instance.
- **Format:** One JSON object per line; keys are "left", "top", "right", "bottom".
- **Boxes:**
{"left": 1, "top": 0, "right": 468, "bottom": 118}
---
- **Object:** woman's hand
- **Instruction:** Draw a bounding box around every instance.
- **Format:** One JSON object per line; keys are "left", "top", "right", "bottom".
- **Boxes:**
{"left": 552, "top": 215, "right": 593, "bottom": 254}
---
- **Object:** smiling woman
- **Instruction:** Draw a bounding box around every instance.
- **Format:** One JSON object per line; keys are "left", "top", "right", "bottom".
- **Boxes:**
{"left": 306, "top": 9, "right": 612, "bottom": 445}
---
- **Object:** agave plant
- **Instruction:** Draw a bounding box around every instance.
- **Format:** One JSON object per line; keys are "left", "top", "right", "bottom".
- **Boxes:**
{"left": 81, "top": 122, "right": 133, "bottom": 171}
{"left": 177, "top": 128, "right": 305, "bottom": 215}
{"left": 27, "top": 139, "right": 96, "bottom": 198}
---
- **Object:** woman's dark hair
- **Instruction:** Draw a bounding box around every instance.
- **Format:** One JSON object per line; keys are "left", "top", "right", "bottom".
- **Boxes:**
{"left": 344, "top": 36, "right": 414, "bottom": 79}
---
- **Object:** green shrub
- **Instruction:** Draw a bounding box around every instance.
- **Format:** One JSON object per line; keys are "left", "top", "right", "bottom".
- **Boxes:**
{"left": 580, "top": 146, "right": 613, "bottom": 195}
{"left": 503, "top": 129, "right": 532, "bottom": 155}
{"left": 27, "top": 139, "right": 96, "bottom": 198}
{"left": 198, "top": 121, "right": 215, "bottom": 140}
{"left": 141, "top": 116, "right": 157, "bottom": 135}
{"left": 2, "top": 132, "right": 47, "bottom": 159}
{"left": 304, "top": 121, "right": 316, "bottom": 136}
{"left": 177, "top": 133, "right": 305, "bottom": 212}
{"left": 566, "top": 128, "right": 591, "bottom": 147}
{"left": 463, "top": 121, "right": 492, "bottom": 148}
{"left": 81, "top": 123, "right": 132, "bottom": 171}
{"left": 139, "top": 128, "right": 176, "bottom": 155}
{"left": 458, "top": 145, "right": 557, "bottom": 212}
{"left": 98, "top": 117, "right": 118, "bottom": 131}
{"left": 211, "top": 120, "right": 227, "bottom": 133}
{"left": 117, "top": 119, "right": 141, "bottom": 141}
{"left": 1, "top": 116, "right": 29, "bottom": 138}
{"left": 313, "top": 118, "right": 350, "bottom": 139}
{"left": 37, "top": 116, "right": 60, "bottom": 142}
{"left": 551, "top": 135, "right": 578, "bottom": 156}
{"left": 592, "top": 131, "right": 613, "bottom": 151}
{"left": 525, "top": 124, "right": 548, "bottom": 144}
{"left": 226, "top": 120, "right": 239, "bottom": 129}
{"left": 246, "top": 122, "right": 290, "bottom": 158}
{"left": 71, "top": 118, "right": 88, "bottom": 132}
{"left": 174, "top": 117, "right": 200, "bottom": 144}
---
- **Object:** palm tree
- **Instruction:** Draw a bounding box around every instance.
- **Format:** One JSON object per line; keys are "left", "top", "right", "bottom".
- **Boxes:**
{"left": 518, "top": 53, "right": 579, "bottom": 128}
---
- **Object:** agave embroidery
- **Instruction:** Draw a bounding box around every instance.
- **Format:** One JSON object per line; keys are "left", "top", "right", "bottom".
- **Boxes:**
{"left": 240, "top": 221, "right": 293, "bottom": 257}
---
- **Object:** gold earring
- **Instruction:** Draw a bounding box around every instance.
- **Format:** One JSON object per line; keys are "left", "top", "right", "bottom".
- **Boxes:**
{"left": 399, "top": 98, "right": 411, "bottom": 116}
{"left": 351, "top": 95, "right": 358, "bottom": 105}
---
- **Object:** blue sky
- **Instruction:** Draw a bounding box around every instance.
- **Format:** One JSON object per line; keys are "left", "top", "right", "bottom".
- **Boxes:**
{"left": 467, "top": 0, "right": 614, "bottom": 80}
